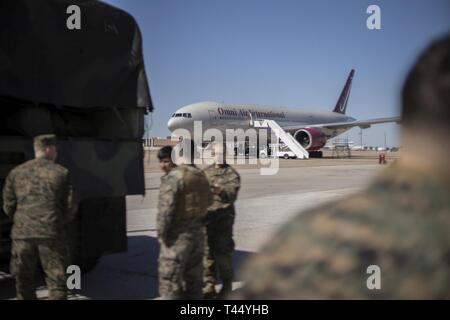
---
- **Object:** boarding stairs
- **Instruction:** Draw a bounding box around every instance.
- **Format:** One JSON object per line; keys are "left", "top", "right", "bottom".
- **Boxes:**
{"left": 252, "top": 119, "right": 309, "bottom": 159}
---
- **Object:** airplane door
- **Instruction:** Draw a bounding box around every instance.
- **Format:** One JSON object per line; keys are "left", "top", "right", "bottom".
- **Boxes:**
{"left": 208, "top": 110, "right": 218, "bottom": 126}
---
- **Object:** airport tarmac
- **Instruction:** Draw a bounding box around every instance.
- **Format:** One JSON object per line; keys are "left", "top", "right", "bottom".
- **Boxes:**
{"left": 144, "top": 149, "right": 398, "bottom": 171}
{"left": 0, "top": 151, "right": 398, "bottom": 299}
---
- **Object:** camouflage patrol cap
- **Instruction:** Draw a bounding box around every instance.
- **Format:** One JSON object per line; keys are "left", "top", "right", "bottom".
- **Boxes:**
{"left": 34, "top": 134, "right": 57, "bottom": 149}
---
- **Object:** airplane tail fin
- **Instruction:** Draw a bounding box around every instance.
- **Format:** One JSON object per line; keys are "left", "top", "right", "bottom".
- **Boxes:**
{"left": 332, "top": 69, "right": 354, "bottom": 114}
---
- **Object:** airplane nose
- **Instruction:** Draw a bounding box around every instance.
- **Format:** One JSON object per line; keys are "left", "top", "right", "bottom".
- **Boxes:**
{"left": 167, "top": 118, "right": 176, "bottom": 132}
{"left": 167, "top": 115, "right": 193, "bottom": 132}
{"left": 167, "top": 118, "right": 182, "bottom": 132}
{"left": 167, "top": 117, "right": 184, "bottom": 132}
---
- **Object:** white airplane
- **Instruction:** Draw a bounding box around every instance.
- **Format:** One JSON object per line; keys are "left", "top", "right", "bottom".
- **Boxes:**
{"left": 167, "top": 70, "right": 400, "bottom": 155}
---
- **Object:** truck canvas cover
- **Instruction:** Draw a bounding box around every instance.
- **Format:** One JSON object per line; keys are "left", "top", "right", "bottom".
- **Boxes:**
{"left": 0, "top": 0, "right": 152, "bottom": 111}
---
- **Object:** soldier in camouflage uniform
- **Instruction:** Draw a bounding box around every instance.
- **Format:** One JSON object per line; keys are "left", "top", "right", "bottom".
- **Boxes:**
{"left": 157, "top": 142, "right": 212, "bottom": 299}
{"left": 2, "top": 134, "right": 74, "bottom": 300}
{"left": 203, "top": 142, "right": 240, "bottom": 299}
{"left": 234, "top": 35, "right": 450, "bottom": 299}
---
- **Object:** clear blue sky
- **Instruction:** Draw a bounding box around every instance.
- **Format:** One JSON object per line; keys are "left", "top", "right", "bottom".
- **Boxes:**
{"left": 104, "top": 0, "right": 449, "bottom": 147}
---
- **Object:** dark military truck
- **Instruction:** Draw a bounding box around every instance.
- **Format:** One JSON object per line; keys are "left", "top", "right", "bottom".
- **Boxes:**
{"left": 0, "top": 0, "right": 152, "bottom": 270}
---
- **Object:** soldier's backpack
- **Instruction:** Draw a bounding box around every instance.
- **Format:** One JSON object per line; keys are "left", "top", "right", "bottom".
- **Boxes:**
{"left": 177, "top": 165, "right": 211, "bottom": 220}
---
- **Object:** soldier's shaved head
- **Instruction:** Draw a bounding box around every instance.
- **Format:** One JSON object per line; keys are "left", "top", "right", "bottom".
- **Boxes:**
{"left": 212, "top": 141, "right": 226, "bottom": 165}
{"left": 402, "top": 34, "right": 450, "bottom": 132}
{"left": 33, "top": 134, "right": 58, "bottom": 161}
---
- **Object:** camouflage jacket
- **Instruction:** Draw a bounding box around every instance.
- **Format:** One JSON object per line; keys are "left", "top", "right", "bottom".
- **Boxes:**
{"left": 2, "top": 158, "right": 74, "bottom": 240}
{"left": 157, "top": 164, "right": 212, "bottom": 244}
{"left": 235, "top": 165, "right": 450, "bottom": 299}
{"left": 203, "top": 164, "right": 240, "bottom": 212}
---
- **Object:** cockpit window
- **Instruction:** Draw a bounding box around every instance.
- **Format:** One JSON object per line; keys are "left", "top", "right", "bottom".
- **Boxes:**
{"left": 173, "top": 113, "right": 192, "bottom": 118}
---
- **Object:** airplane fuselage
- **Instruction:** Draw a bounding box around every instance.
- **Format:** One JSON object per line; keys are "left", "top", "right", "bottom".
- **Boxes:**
{"left": 168, "top": 101, "right": 355, "bottom": 138}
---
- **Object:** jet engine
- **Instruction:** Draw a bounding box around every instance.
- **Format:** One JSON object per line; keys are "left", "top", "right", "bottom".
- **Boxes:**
{"left": 293, "top": 128, "right": 327, "bottom": 151}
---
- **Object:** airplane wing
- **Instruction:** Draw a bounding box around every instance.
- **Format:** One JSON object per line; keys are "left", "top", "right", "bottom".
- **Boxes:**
{"left": 282, "top": 116, "right": 401, "bottom": 131}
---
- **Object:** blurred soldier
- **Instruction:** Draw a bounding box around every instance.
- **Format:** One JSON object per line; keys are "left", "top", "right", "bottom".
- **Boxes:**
{"left": 3, "top": 134, "right": 74, "bottom": 300}
{"left": 157, "top": 142, "right": 212, "bottom": 299}
{"left": 234, "top": 35, "right": 450, "bottom": 299}
{"left": 203, "top": 142, "right": 240, "bottom": 299}
{"left": 157, "top": 145, "right": 177, "bottom": 175}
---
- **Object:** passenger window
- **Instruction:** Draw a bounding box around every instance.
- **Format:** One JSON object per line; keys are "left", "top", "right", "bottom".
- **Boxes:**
{"left": 188, "top": 113, "right": 192, "bottom": 118}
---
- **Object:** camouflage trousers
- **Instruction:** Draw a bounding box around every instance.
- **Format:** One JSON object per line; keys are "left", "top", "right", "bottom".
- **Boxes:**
{"left": 10, "top": 239, "right": 68, "bottom": 300}
{"left": 158, "top": 230, "right": 205, "bottom": 299}
{"left": 204, "top": 209, "right": 235, "bottom": 287}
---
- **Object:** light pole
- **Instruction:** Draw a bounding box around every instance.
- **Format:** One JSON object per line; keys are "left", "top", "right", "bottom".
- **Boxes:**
{"left": 384, "top": 131, "right": 387, "bottom": 149}
{"left": 359, "top": 129, "right": 363, "bottom": 149}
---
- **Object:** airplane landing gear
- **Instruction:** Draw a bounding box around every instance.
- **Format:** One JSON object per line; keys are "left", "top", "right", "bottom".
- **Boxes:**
{"left": 309, "top": 151, "right": 323, "bottom": 158}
